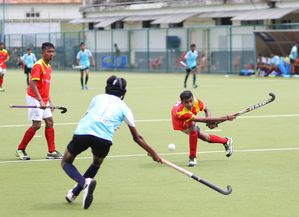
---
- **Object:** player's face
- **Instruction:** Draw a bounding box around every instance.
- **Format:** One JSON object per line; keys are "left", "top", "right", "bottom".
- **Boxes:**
{"left": 0, "top": 44, "right": 3, "bottom": 50}
{"left": 27, "top": 50, "right": 31, "bottom": 54}
{"left": 42, "top": 47, "right": 55, "bottom": 61}
{"left": 182, "top": 97, "right": 194, "bottom": 111}
{"left": 191, "top": 46, "right": 196, "bottom": 51}
{"left": 81, "top": 45, "right": 85, "bottom": 50}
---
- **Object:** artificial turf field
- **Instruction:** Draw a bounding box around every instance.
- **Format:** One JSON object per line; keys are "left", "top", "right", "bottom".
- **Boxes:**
{"left": 0, "top": 70, "right": 299, "bottom": 217}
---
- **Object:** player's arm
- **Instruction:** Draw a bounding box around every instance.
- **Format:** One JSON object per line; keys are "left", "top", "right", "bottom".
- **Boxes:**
{"left": 128, "top": 126, "right": 162, "bottom": 164}
{"left": 76, "top": 53, "right": 81, "bottom": 66}
{"left": 184, "top": 52, "right": 190, "bottom": 68}
{"left": 124, "top": 110, "right": 162, "bottom": 163}
{"left": 204, "top": 106, "right": 218, "bottom": 129}
{"left": 89, "top": 51, "right": 95, "bottom": 66}
{"left": 0, "top": 55, "right": 9, "bottom": 66}
{"left": 21, "top": 56, "right": 26, "bottom": 66}
{"left": 192, "top": 113, "right": 236, "bottom": 123}
{"left": 31, "top": 80, "right": 46, "bottom": 109}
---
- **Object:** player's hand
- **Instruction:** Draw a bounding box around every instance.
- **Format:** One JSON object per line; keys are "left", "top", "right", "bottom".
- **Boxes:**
{"left": 40, "top": 100, "right": 47, "bottom": 110}
{"left": 148, "top": 152, "right": 163, "bottom": 164}
{"left": 207, "top": 123, "right": 218, "bottom": 129}
{"left": 227, "top": 114, "right": 237, "bottom": 121}
{"left": 49, "top": 101, "right": 54, "bottom": 113}
{"left": 92, "top": 63, "right": 95, "bottom": 67}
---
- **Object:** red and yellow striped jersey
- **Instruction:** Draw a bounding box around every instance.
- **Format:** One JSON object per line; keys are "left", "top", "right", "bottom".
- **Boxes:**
{"left": 172, "top": 98, "right": 205, "bottom": 130}
{"left": 0, "top": 49, "right": 10, "bottom": 69}
{"left": 27, "top": 59, "right": 52, "bottom": 104}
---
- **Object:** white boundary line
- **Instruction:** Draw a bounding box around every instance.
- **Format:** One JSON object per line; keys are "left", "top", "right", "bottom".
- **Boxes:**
{"left": 1, "top": 114, "right": 299, "bottom": 128}
{"left": 1, "top": 147, "right": 299, "bottom": 164}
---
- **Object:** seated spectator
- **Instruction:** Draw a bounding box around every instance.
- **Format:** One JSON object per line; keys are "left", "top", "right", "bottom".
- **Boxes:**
{"left": 256, "top": 54, "right": 267, "bottom": 76}
{"left": 284, "top": 53, "right": 291, "bottom": 75}
{"left": 16, "top": 54, "right": 23, "bottom": 70}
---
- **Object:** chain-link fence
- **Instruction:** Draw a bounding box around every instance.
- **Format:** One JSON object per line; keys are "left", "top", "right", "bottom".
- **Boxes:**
{"left": 4, "top": 23, "right": 299, "bottom": 73}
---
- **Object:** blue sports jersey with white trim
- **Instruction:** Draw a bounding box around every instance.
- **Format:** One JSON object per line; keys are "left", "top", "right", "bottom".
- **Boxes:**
{"left": 76, "top": 49, "right": 92, "bottom": 69}
{"left": 185, "top": 50, "right": 198, "bottom": 68}
{"left": 74, "top": 94, "right": 132, "bottom": 141}
{"left": 22, "top": 53, "right": 37, "bottom": 69}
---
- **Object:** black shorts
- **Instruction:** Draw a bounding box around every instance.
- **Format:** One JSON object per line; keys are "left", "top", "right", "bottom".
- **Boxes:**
{"left": 67, "top": 135, "right": 112, "bottom": 158}
{"left": 24, "top": 66, "right": 32, "bottom": 74}
{"left": 290, "top": 59, "right": 295, "bottom": 64}
{"left": 79, "top": 67, "right": 89, "bottom": 71}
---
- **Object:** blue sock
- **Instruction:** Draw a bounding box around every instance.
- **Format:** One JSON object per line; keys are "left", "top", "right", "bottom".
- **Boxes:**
{"left": 63, "top": 163, "right": 85, "bottom": 188}
{"left": 193, "top": 74, "right": 196, "bottom": 85}
{"left": 73, "top": 164, "right": 99, "bottom": 196}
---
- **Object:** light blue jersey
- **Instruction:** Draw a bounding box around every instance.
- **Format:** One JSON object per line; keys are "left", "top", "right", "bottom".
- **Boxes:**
{"left": 76, "top": 49, "right": 92, "bottom": 69}
{"left": 74, "top": 94, "right": 135, "bottom": 141}
{"left": 289, "top": 45, "right": 298, "bottom": 60}
{"left": 278, "top": 56, "right": 285, "bottom": 65}
{"left": 185, "top": 50, "right": 198, "bottom": 68}
{"left": 22, "top": 53, "right": 37, "bottom": 69}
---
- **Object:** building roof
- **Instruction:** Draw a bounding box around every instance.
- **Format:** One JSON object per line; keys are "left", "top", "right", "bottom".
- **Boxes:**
{"left": 7, "top": 0, "right": 82, "bottom": 3}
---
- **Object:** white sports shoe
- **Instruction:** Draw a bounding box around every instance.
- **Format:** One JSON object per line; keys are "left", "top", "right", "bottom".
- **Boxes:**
{"left": 65, "top": 189, "right": 77, "bottom": 203}
{"left": 82, "top": 178, "right": 97, "bottom": 209}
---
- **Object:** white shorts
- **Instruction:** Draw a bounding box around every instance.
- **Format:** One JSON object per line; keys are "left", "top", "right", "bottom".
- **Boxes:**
{"left": 0, "top": 68, "right": 6, "bottom": 74}
{"left": 26, "top": 94, "right": 52, "bottom": 121}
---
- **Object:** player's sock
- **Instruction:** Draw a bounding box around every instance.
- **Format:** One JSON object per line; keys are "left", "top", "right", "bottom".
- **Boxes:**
{"left": 63, "top": 163, "right": 86, "bottom": 188}
{"left": 189, "top": 131, "right": 198, "bottom": 158}
{"left": 73, "top": 164, "right": 99, "bottom": 196}
{"left": 85, "top": 76, "right": 89, "bottom": 85}
{"left": 193, "top": 74, "right": 196, "bottom": 85}
{"left": 0, "top": 77, "right": 3, "bottom": 87}
{"left": 80, "top": 78, "right": 83, "bottom": 87}
{"left": 18, "top": 127, "right": 36, "bottom": 150}
{"left": 209, "top": 135, "right": 228, "bottom": 144}
{"left": 184, "top": 73, "right": 189, "bottom": 84}
{"left": 45, "top": 127, "right": 55, "bottom": 153}
{"left": 26, "top": 78, "right": 29, "bottom": 86}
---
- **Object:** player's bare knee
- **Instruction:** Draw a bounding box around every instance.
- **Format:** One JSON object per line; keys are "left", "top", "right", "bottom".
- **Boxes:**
{"left": 189, "top": 122, "right": 197, "bottom": 132}
{"left": 32, "top": 121, "right": 41, "bottom": 131}
{"left": 45, "top": 118, "right": 54, "bottom": 127}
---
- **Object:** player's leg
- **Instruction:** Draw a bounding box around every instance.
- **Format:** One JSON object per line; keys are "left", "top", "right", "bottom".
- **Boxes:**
{"left": 188, "top": 122, "right": 198, "bottom": 166}
{"left": 44, "top": 113, "right": 63, "bottom": 159}
{"left": 85, "top": 68, "right": 89, "bottom": 90}
{"left": 198, "top": 129, "right": 233, "bottom": 157}
{"left": 192, "top": 66, "right": 197, "bottom": 88}
{"left": 0, "top": 70, "right": 5, "bottom": 91}
{"left": 25, "top": 66, "right": 30, "bottom": 89}
{"left": 184, "top": 68, "right": 191, "bottom": 88}
{"left": 80, "top": 70, "right": 84, "bottom": 90}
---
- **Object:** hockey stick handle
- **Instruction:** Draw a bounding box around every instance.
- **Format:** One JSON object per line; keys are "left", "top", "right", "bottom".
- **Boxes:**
{"left": 162, "top": 159, "right": 232, "bottom": 195}
{"left": 9, "top": 105, "right": 67, "bottom": 114}
{"left": 180, "top": 61, "right": 187, "bottom": 67}
{"left": 214, "top": 92, "right": 276, "bottom": 125}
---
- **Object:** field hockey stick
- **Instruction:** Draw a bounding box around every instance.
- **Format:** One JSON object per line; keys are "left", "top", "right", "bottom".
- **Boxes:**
{"left": 9, "top": 105, "right": 68, "bottom": 114}
{"left": 180, "top": 61, "right": 188, "bottom": 67}
{"left": 162, "top": 159, "right": 232, "bottom": 195}
{"left": 72, "top": 65, "right": 85, "bottom": 69}
{"left": 213, "top": 92, "right": 276, "bottom": 126}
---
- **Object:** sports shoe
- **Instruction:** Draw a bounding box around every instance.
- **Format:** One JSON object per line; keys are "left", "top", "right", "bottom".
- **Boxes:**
{"left": 183, "top": 83, "right": 186, "bottom": 88}
{"left": 0, "top": 87, "right": 5, "bottom": 92}
{"left": 192, "top": 84, "right": 198, "bottom": 88}
{"left": 83, "top": 178, "right": 97, "bottom": 209}
{"left": 46, "top": 150, "right": 63, "bottom": 159}
{"left": 66, "top": 189, "right": 77, "bottom": 203}
{"left": 85, "top": 85, "right": 89, "bottom": 90}
{"left": 188, "top": 157, "right": 197, "bottom": 167}
{"left": 14, "top": 149, "right": 30, "bottom": 160}
{"left": 223, "top": 137, "right": 233, "bottom": 157}
{"left": 81, "top": 87, "right": 84, "bottom": 90}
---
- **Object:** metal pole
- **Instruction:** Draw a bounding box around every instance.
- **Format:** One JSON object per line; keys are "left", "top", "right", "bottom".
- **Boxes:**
{"left": 94, "top": 30, "right": 97, "bottom": 71}
{"left": 147, "top": 28, "right": 149, "bottom": 72}
{"left": 63, "top": 32, "right": 66, "bottom": 70}
{"left": 229, "top": 26, "right": 232, "bottom": 73}
{"left": 207, "top": 27, "right": 210, "bottom": 73}
{"left": 111, "top": 30, "right": 114, "bottom": 71}
{"left": 2, "top": 0, "right": 5, "bottom": 43}
{"left": 128, "top": 30, "right": 131, "bottom": 72}
{"left": 166, "top": 28, "right": 169, "bottom": 72}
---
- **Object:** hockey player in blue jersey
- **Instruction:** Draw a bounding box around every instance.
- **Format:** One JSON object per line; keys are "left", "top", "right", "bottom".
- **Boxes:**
{"left": 183, "top": 44, "right": 200, "bottom": 88}
{"left": 61, "top": 75, "right": 162, "bottom": 210}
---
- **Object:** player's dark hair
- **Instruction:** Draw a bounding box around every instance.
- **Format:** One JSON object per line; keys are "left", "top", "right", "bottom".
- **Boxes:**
{"left": 105, "top": 75, "right": 127, "bottom": 100}
{"left": 0, "top": 42, "right": 4, "bottom": 45}
{"left": 190, "top": 44, "right": 196, "bottom": 48}
{"left": 180, "top": 90, "right": 193, "bottom": 101}
{"left": 258, "top": 53, "right": 262, "bottom": 56}
{"left": 42, "top": 42, "right": 54, "bottom": 51}
{"left": 80, "top": 42, "right": 85, "bottom": 46}
{"left": 27, "top": 47, "right": 31, "bottom": 51}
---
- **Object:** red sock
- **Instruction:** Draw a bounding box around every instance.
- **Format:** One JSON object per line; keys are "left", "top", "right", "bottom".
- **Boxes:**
{"left": 0, "top": 77, "right": 3, "bottom": 87}
{"left": 189, "top": 131, "right": 198, "bottom": 158}
{"left": 45, "top": 127, "right": 55, "bottom": 153}
{"left": 18, "top": 127, "right": 36, "bottom": 150}
{"left": 209, "top": 135, "right": 228, "bottom": 144}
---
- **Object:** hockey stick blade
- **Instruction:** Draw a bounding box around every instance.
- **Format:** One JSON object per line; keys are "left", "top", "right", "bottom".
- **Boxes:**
{"left": 9, "top": 105, "right": 67, "bottom": 114}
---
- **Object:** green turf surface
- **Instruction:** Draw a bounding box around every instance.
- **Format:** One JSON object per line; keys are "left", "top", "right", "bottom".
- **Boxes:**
{"left": 1, "top": 70, "right": 299, "bottom": 216}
